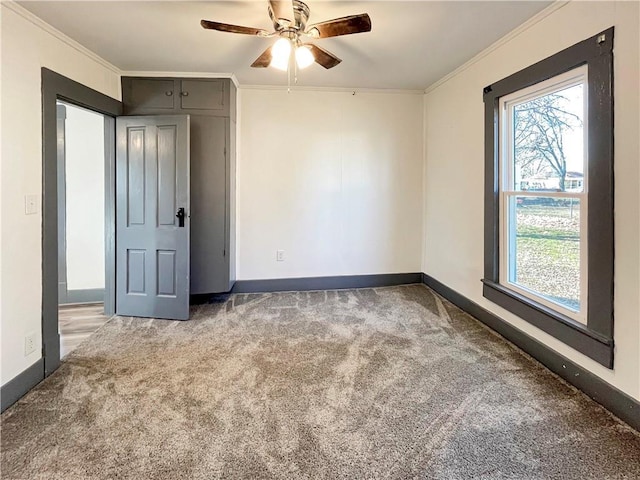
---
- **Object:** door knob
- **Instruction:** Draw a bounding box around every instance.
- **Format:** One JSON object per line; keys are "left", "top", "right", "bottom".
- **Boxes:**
{"left": 176, "top": 207, "right": 185, "bottom": 227}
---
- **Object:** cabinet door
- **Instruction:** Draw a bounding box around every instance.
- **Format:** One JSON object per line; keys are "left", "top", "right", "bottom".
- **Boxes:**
{"left": 180, "top": 80, "right": 226, "bottom": 113}
{"left": 189, "top": 115, "right": 228, "bottom": 293}
{"left": 126, "top": 79, "right": 176, "bottom": 111}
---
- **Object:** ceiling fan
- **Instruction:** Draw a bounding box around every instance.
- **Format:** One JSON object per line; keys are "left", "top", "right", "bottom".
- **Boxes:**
{"left": 201, "top": 0, "right": 372, "bottom": 70}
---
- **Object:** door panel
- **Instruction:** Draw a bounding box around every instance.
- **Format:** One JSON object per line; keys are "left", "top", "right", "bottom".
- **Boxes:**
{"left": 189, "top": 115, "right": 227, "bottom": 293}
{"left": 126, "top": 250, "right": 146, "bottom": 294}
{"left": 157, "top": 126, "right": 177, "bottom": 226}
{"left": 126, "top": 127, "right": 146, "bottom": 225}
{"left": 157, "top": 250, "right": 177, "bottom": 296}
{"left": 116, "top": 115, "right": 190, "bottom": 320}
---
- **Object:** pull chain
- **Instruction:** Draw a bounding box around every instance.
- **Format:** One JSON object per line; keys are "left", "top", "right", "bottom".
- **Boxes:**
{"left": 287, "top": 56, "right": 291, "bottom": 93}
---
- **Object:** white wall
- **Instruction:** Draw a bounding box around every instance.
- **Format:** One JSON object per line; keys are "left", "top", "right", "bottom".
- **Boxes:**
{"left": 237, "top": 89, "right": 424, "bottom": 280}
{"left": 0, "top": 4, "right": 120, "bottom": 385}
{"left": 63, "top": 104, "right": 105, "bottom": 290}
{"left": 422, "top": 1, "right": 640, "bottom": 400}
{"left": 3, "top": 0, "right": 637, "bottom": 406}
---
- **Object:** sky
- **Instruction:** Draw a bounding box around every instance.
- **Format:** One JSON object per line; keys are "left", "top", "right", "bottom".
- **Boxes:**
{"left": 560, "top": 83, "right": 585, "bottom": 175}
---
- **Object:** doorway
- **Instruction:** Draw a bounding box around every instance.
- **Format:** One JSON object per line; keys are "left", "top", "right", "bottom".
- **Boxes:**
{"left": 56, "top": 101, "right": 112, "bottom": 358}
{"left": 42, "top": 69, "right": 190, "bottom": 378}
{"left": 42, "top": 68, "right": 122, "bottom": 376}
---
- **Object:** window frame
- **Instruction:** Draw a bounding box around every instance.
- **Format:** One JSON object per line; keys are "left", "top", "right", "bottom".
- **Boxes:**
{"left": 482, "top": 28, "right": 614, "bottom": 368}
{"left": 499, "top": 66, "right": 588, "bottom": 324}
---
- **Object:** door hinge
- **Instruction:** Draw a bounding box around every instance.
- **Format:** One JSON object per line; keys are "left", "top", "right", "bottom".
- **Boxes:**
{"left": 223, "top": 249, "right": 226, "bottom": 257}
{"left": 224, "top": 147, "right": 227, "bottom": 157}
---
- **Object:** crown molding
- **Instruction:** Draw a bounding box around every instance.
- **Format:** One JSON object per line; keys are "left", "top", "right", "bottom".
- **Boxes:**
{"left": 2, "top": 0, "right": 244, "bottom": 87}
{"left": 424, "top": 0, "right": 570, "bottom": 95}
{"left": 239, "top": 84, "right": 424, "bottom": 95}
{"left": 1, "top": 0, "right": 120, "bottom": 75}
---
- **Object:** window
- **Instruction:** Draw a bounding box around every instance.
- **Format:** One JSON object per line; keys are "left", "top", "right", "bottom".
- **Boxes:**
{"left": 483, "top": 29, "right": 614, "bottom": 368}
{"left": 500, "top": 67, "right": 587, "bottom": 323}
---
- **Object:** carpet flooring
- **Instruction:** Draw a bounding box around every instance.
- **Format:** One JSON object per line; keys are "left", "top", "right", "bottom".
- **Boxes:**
{"left": 2, "top": 285, "right": 639, "bottom": 479}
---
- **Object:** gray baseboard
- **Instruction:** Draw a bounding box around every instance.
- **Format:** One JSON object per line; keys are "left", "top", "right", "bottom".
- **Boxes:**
{"left": 60, "top": 288, "right": 104, "bottom": 305}
{"left": 422, "top": 273, "right": 640, "bottom": 432}
{"left": 1, "top": 359, "right": 44, "bottom": 413}
{"left": 232, "top": 273, "right": 422, "bottom": 293}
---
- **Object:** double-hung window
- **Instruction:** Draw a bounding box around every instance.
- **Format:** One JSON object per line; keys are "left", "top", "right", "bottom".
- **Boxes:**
{"left": 500, "top": 67, "right": 588, "bottom": 323}
{"left": 482, "top": 29, "right": 614, "bottom": 367}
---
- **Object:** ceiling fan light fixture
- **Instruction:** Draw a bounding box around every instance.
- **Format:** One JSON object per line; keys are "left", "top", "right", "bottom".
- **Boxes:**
{"left": 270, "top": 37, "right": 291, "bottom": 70}
{"left": 201, "top": 1, "right": 371, "bottom": 71}
{"left": 295, "top": 45, "right": 315, "bottom": 69}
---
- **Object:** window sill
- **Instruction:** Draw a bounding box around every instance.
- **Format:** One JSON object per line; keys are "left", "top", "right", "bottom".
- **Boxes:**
{"left": 481, "top": 279, "right": 613, "bottom": 368}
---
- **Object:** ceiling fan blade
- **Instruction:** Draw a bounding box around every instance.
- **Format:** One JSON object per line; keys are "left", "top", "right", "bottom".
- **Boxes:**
{"left": 306, "top": 14, "right": 371, "bottom": 39}
{"left": 307, "top": 44, "right": 342, "bottom": 69}
{"left": 269, "top": 0, "right": 295, "bottom": 27}
{"left": 251, "top": 46, "right": 274, "bottom": 68}
{"left": 201, "top": 19, "right": 268, "bottom": 36}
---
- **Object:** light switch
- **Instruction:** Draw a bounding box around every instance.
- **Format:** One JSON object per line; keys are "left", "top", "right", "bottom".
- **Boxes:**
{"left": 25, "top": 195, "right": 38, "bottom": 215}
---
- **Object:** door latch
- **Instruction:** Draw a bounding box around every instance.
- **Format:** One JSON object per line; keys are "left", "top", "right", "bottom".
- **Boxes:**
{"left": 176, "top": 207, "right": 185, "bottom": 227}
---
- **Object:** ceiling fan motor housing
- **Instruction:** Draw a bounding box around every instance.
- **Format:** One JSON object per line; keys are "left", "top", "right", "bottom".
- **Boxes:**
{"left": 269, "top": 0, "right": 311, "bottom": 32}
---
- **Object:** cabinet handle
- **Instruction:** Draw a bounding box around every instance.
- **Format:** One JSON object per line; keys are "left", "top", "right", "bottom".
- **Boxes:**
{"left": 165, "top": 91, "right": 173, "bottom": 96}
{"left": 180, "top": 91, "right": 189, "bottom": 97}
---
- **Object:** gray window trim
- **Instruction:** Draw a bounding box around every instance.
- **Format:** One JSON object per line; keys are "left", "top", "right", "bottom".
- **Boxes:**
{"left": 482, "top": 28, "right": 614, "bottom": 368}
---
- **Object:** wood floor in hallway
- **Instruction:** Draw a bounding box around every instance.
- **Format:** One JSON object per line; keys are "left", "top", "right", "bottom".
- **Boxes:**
{"left": 59, "top": 304, "right": 111, "bottom": 358}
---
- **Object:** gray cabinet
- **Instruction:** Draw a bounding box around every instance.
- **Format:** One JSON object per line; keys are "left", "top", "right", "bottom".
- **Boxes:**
{"left": 122, "top": 76, "right": 237, "bottom": 294}
{"left": 122, "top": 78, "right": 232, "bottom": 118}
{"left": 180, "top": 80, "right": 225, "bottom": 112}
{"left": 124, "top": 78, "right": 175, "bottom": 111}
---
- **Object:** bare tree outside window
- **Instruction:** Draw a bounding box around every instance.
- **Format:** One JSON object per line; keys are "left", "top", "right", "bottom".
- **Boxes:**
{"left": 513, "top": 87, "right": 583, "bottom": 191}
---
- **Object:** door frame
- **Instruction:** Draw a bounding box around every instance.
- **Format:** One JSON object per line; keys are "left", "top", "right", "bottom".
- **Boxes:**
{"left": 56, "top": 104, "right": 68, "bottom": 304}
{"left": 42, "top": 68, "right": 122, "bottom": 376}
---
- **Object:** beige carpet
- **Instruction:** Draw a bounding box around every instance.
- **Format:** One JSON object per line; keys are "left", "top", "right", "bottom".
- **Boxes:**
{"left": 2, "top": 285, "right": 639, "bottom": 479}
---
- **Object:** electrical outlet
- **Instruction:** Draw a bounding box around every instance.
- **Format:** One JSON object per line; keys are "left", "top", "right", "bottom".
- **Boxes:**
{"left": 25, "top": 195, "right": 38, "bottom": 215}
{"left": 276, "top": 250, "right": 285, "bottom": 262}
{"left": 24, "top": 332, "right": 37, "bottom": 356}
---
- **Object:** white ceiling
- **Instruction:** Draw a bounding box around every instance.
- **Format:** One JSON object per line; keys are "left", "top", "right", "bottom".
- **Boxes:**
{"left": 18, "top": 1, "right": 552, "bottom": 90}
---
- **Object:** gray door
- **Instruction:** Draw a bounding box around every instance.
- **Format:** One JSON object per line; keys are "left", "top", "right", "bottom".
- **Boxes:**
{"left": 116, "top": 115, "right": 190, "bottom": 320}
